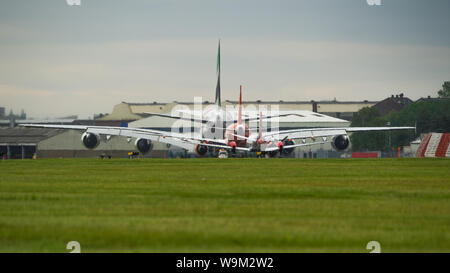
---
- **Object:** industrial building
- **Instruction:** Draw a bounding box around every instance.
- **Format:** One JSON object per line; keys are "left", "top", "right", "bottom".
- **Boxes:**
{"left": 0, "top": 127, "right": 61, "bottom": 159}
{"left": 37, "top": 129, "right": 168, "bottom": 158}
{"left": 0, "top": 127, "right": 169, "bottom": 159}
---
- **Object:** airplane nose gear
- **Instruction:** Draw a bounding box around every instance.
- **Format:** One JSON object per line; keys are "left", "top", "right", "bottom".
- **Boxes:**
{"left": 218, "top": 150, "right": 228, "bottom": 159}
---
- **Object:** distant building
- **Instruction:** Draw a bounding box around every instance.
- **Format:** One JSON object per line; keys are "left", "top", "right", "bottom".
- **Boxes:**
{"left": 57, "top": 115, "right": 78, "bottom": 119}
{"left": 0, "top": 127, "right": 62, "bottom": 159}
{"left": 94, "top": 102, "right": 156, "bottom": 126}
{"left": 0, "top": 118, "right": 79, "bottom": 128}
{"left": 374, "top": 93, "right": 412, "bottom": 117}
{"left": 1, "top": 108, "right": 27, "bottom": 121}
{"left": 0, "top": 127, "right": 156, "bottom": 159}
{"left": 416, "top": 96, "right": 450, "bottom": 103}
{"left": 0, "top": 107, "right": 5, "bottom": 119}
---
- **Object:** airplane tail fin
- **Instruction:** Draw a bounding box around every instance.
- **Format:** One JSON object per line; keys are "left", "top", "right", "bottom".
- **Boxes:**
{"left": 215, "top": 40, "right": 221, "bottom": 107}
{"left": 238, "top": 85, "right": 242, "bottom": 125}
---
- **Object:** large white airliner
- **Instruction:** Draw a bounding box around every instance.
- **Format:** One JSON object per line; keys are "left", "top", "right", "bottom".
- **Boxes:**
{"left": 22, "top": 41, "right": 414, "bottom": 158}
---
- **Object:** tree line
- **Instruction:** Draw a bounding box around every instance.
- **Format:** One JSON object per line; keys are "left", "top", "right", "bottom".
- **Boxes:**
{"left": 350, "top": 81, "right": 450, "bottom": 151}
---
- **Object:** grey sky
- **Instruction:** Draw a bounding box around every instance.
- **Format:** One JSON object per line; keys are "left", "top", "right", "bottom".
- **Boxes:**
{"left": 0, "top": 0, "right": 449, "bottom": 118}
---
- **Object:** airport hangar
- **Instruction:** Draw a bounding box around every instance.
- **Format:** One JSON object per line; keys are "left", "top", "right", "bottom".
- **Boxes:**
{"left": 1, "top": 100, "right": 381, "bottom": 159}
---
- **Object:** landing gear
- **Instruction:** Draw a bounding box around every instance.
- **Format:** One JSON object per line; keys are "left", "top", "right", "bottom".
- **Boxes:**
{"left": 255, "top": 151, "right": 279, "bottom": 158}
{"left": 218, "top": 150, "right": 228, "bottom": 159}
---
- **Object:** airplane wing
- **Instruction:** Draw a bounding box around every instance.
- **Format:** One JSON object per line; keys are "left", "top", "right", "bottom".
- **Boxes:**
{"left": 21, "top": 124, "right": 168, "bottom": 138}
{"left": 262, "top": 141, "right": 327, "bottom": 152}
{"left": 163, "top": 134, "right": 228, "bottom": 145}
{"left": 20, "top": 124, "right": 208, "bottom": 151}
{"left": 345, "top": 127, "right": 416, "bottom": 132}
{"left": 191, "top": 141, "right": 250, "bottom": 152}
{"left": 263, "top": 126, "right": 415, "bottom": 140}
{"left": 144, "top": 112, "right": 208, "bottom": 124}
{"left": 240, "top": 113, "right": 301, "bottom": 123}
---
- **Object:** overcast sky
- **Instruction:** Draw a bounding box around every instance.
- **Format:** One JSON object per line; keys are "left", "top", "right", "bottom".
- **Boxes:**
{"left": 0, "top": 0, "right": 449, "bottom": 119}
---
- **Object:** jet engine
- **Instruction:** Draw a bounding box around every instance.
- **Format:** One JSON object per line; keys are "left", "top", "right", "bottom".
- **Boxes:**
{"left": 81, "top": 132, "right": 100, "bottom": 149}
{"left": 281, "top": 139, "right": 295, "bottom": 156}
{"left": 194, "top": 142, "right": 208, "bottom": 157}
{"left": 262, "top": 141, "right": 283, "bottom": 158}
{"left": 135, "top": 138, "right": 153, "bottom": 154}
{"left": 331, "top": 135, "right": 350, "bottom": 151}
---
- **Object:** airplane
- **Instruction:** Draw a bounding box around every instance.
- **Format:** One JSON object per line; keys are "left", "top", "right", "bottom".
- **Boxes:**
{"left": 143, "top": 41, "right": 296, "bottom": 143}
{"left": 22, "top": 41, "right": 415, "bottom": 158}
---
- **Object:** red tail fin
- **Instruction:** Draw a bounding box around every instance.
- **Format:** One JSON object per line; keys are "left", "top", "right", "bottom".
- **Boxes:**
{"left": 238, "top": 85, "right": 242, "bottom": 125}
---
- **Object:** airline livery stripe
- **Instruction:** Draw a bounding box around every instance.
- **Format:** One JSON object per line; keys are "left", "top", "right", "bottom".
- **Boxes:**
{"left": 424, "top": 133, "right": 442, "bottom": 157}
{"left": 435, "top": 133, "right": 450, "bottom": 157}
{"left": 416, "top": 133, "right": 431, "bottom": 158}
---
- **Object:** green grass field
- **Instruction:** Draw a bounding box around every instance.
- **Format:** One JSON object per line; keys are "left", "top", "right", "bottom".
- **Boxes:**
{"left": 0, "top": 158, "right": 449, "bottom": 252}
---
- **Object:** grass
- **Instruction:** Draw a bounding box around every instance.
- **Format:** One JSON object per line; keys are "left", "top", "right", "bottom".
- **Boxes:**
{"left": 0, "top": 158, "right": 449, "bottom": 253}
